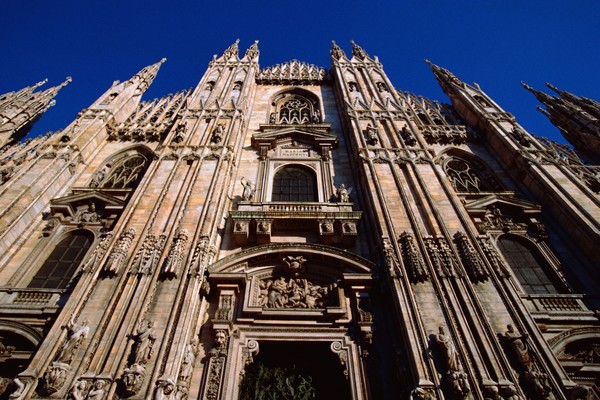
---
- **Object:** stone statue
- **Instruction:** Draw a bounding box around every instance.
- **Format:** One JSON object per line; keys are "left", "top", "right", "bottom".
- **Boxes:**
{"left": 410, "top": 386, "right": 433, "bottom": 400}
{"left": 504, "top": 324, "right": 531, "bottom": 369}
{"left": 87, "top": 380, "right": 106, "bottom": 400}
{"left": 282, "top": 255, "right": 306, "bottom": 275}
{"left": 435, "top": 326, "right": 459, "bottom": 372}
{"left": 131, "top": 321, "right": 156, "bottom": 365}
{"left": 447, "top": 371, "right": 470, "bottom": 398}
{"left": 336, "top": 184, "right": 351, "bottom": 202}
{"left": 503, "top": 385, "right": 524, "bottom": 400}
{"left": 366, "top": 124, "right": 378, "bottom": 145}
{"left": 211, "top": 124, "right": 224, "bottom": 143}
{"left": 523, "top": 370, "right": 551, "bottom": 398}
{"left": 122, "top": 363, "right": 146, "bottom": 396}
{"left": 240, "top": 178, "right": 255, "bottom": 201}
{"left": 8, "top": 378, "right": 26, "bottom": 400}
{"left": 154, "top": 378, "right": 176, "bottom": 400}
{"left": 179, "top": 338, "right": 198, "bottom": 382}
{"left": 57, "top": 317, "right": 89, "bottom": 364}
{"left": 68, "top": 380, "right": 87, "bottom": 400}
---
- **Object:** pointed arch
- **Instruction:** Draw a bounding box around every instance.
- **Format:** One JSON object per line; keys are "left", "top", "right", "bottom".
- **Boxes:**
{"left": 436, "top": 149, "right": 503, "bottom": 193}
{"left": 269, "top": 88, "right": 321, "bottom": 124}
{"left": 89, "top": 144, "right": 154, "bottom": 190}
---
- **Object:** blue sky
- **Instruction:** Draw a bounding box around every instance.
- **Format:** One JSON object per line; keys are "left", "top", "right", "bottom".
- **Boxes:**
{"left": 1, "top": 1, "right": 599, "bottom": 143}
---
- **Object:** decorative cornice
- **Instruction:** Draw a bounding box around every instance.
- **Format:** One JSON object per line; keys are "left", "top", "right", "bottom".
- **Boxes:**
{"left": 256, "top": 60, "right": 330, "bottom": 85}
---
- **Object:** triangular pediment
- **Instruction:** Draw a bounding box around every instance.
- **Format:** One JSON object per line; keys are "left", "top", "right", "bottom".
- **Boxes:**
{"left": 252, "top": 126, "right": 338, "bottom": 150}
{"left": 50, "top": 190, "right": 126, "bottom": 219}
{"left": 464, "top": 194, "right": 541, "bottom": 216}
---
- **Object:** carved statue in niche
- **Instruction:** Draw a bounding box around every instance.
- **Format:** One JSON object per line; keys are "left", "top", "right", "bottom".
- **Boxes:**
{"left": 131, "top": 320, "right": 156, "bottom": 365}
{"left": 240, "top": 177, "right": 255, "bottom": 201}
{"left": 211, "top": 124, "right": 224, "bottom": 143}
{"left": 435, "top": 326, "right": 460, "bottom": 372}
{"left": 56, "top": 317, "right": 89, "bottom": 364}
{"left": 365, "top": 124, "right": 378, "bottom": 145}
{"left": 258, "top": 276, "right": 329, "bottom": 309}
{"left": 179, "top": 338, "right": 198, "bottom": 382}
{"left": 376, "top": 82, "right": 388, "bottom": 93}
{"left": 504, "top": 324, "right": 531, "bottom": 369}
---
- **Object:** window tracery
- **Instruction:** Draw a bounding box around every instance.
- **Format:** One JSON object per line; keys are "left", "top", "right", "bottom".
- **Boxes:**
{"left": 443, "top": 156, "right": 502, "bottom": 193}
{"left": 270, "top": 91, "right": 321, "bottom": 125}
{"left": 91, "top": 153, "right": 149, "bottom": 190}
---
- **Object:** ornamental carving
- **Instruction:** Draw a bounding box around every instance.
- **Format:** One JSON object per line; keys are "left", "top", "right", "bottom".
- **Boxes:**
{"left": 443, "top": 156, "right": 502, "bottom": 193}
{"left": 103, "top": 227, "right": 136, "bottom": 275}
{"left": 477, "top": 205, "right": 528, "bottom": 233}
{"left": 256, "top": 60, "right": 329, "bottom": 85}
{"left": 130, "top": 320, "right": 157, "bottom": 365}
{"left": 81, "top": 232, "right": 113, "bottom": 273}
{"left": 454, "top": 232, "right": 488, "bottom": 281}
{"left": 162, "top": 229, "right": 189, "bottom": 277}
{"left": 383, "top": 237, "right": 402, "bottom": 278}
{"left": 257, "top": 276, "right": 330, "bottom": 309}
{"left": 44, "top": 362, "right": 71, "bottom": 395}
{"left": 121, "top": 363, "right": 146, "bottom": 396}
{"left": 56, "top": 316, "right": 89, "bottom": 364}
{"left": 131, "top": 232, "right": 166, "bottom": 275}
{"left": 424, "top": 236, "right": 460, "bottom": 278}
{"left": 399, "top": 232, "right": 428, "bottom": 282}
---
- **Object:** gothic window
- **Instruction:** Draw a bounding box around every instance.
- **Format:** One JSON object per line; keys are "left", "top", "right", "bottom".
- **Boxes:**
{"left": 271, "top": 90, "right": 321, "bottom": 125}
{"left": 272, "top": 165, "right": 317, "bottom": 202}
{"left": 443, "top": 156, "right": 502, "bottom": 193}
{"left": 28, "top": 231, "right": 93, "bottom": 289}
{"left": 497, "top": 236, "right": 559, "bottom": 294}
{"left": 278, "top": 98, "right": 311, "bottom": 124}
{"left": 96, "top": 153, "right": 149, "bottom": 189}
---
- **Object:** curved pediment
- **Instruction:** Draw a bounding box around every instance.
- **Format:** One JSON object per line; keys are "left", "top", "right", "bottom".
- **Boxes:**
{"left": 209, "top": 243, "right": 374, "bottom": 275}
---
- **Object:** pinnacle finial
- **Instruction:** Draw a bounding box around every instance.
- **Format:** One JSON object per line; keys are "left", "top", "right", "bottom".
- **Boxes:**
{"left": 222, "top": 39, "right": 240, "bottom": 59}
{"left": 244, "top": 40, "right": 260, "bottom": 60}
{"left": 350, "top": 40, "right": 368, "bottom": 60}
{"left": 331, "top": 40, "right": 346, "bottom": 60}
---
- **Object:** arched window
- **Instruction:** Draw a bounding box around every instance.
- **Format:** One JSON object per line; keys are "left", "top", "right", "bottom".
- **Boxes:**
{"left": 270, "top": 90, "right": 321, "bottom": 125}
{"left": 272, "top": 166, "right": 317, "bottom": 202}
{"left": 91, "top": 151, "right": 150, "bottom": 190}
{"left": 28, "top": 231, "right": 93, "bottom": 289}
{"left": 443, "top": 155, "right": 502, "bottom": 193}
{"left": 497, "top": 236, "right": 558, "bottom": 294}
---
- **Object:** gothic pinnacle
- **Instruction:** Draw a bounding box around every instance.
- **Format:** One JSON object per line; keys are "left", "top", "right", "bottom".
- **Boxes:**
{"left": 521, "top": 82, "right": 554, "bottom": 105}
{"left": 222, "top": 39, "right": 240, "bottom": 59}
{"left": 331, "top": 41, "right": 346, "bottom": 60}
{"left": 350, "top": 40, "right": 368, "bottom": 60}
{"left": 131, "top": 58, "right": 167, "bottom": 93}
{"left": 425, "top": 60, "right": 463, "bottom": 88}
{"left": 244, "top": 40, "right": 259, "bottom": 60}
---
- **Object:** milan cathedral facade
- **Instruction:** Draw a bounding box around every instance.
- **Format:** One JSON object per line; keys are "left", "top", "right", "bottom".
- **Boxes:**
{"left": 0, "top": 40, "right": 599, "bottom": 399}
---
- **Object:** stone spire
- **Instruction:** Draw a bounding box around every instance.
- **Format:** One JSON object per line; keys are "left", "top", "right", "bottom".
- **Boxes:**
{"left": 350, "top": 40, "right": 369, "bottom": 60}
{"left": 221, "top": 39, "right": 240, "bottom": 59}
{"left": 330, "top": 41, "right": 346, "bottom": 61}
{"left": 130, "top": 58, "right": 167, "bottom": 94}
{"left": 523, "top": 82, "right": 600, "bottom": 162}
{"left": 0, "top": 77, "right": 71, "bottom": 147}
{"left": 425, "top": 60, "right": 465, "bottom": 94}
{"left": 243, "top": 40, "right": 259, "bottom": 60}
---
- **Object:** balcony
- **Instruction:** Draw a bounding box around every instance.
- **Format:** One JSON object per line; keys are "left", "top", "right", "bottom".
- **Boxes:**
{"left": 0, "top": 287, "right": 63, "bottom": 316}
{"left": 230, "top": 202, "right": 362, "bottom": 247}
{"left": 521, "top": 294, "right": 597, "bottom": 323}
